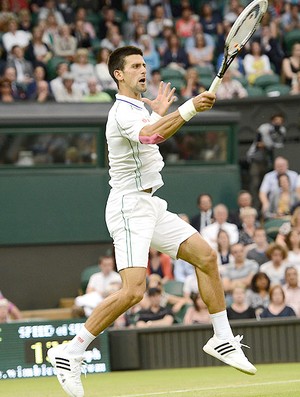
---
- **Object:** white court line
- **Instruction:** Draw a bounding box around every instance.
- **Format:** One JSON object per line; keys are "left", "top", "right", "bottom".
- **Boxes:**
{"left": 112, "top": 379, "right": 300, "bottom": 397}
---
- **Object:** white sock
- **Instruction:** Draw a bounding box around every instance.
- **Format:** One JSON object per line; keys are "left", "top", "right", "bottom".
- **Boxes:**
{"left": 65, "top": 326, "right": 96, "bottom": 356}
{"left": 210, "top": 310, "right": 234, "bottom": 340}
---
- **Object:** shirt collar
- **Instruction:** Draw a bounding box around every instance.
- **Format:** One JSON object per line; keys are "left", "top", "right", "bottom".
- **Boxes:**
{"left": 116, "top": 94, "right": 145, "bottom": 110}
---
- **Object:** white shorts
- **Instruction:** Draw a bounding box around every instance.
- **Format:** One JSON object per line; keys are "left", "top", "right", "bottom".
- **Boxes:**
{"left": 105, "top": 191, "right": 197, "bottom": 272}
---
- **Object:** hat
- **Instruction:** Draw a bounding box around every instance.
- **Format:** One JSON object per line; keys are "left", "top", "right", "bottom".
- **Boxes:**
{"left": 147, "top": 287, "right": 161, "bottom": 297}
{"left": 62, "top": 72, "right": 75, "bottom": 81}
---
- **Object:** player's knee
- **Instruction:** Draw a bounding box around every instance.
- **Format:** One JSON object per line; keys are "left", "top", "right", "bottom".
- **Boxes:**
{"left": 123, "top": 287, "right": 145, "bottom": 305}
{"left": 199, "top": 247, "right": 218, "bottom": 273}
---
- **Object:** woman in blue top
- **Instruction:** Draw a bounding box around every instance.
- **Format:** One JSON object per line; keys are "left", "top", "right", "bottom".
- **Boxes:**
{"left": 260, "top": 284, "right": 296, "bottom": 318}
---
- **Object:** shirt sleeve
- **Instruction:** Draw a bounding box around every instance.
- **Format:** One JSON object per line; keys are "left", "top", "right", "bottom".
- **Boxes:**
{"left": 116, "top": 109, "right": 149, "bottom": 143}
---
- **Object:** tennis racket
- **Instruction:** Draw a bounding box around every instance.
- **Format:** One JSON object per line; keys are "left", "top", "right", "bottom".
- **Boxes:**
{"left": 209, "top": 0, "right": 268, "bottom": 93}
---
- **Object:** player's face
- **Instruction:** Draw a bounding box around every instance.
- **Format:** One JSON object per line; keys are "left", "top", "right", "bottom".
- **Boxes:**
{"left": 118, "top": 54, "right": 147, "bottom": 97}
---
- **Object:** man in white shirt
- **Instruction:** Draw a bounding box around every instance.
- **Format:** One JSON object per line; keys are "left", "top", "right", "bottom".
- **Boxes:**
{"left": 190, "top": 193, "right": 214, "bottom": 232}
{"left": 48, "top": 46, "right": 256, "bottom": 397}
{"left": 201, "top": 204, "right": 239, "bottom": 250}
{"left": 2, "top": 19, "right": 31, "bottom": 54}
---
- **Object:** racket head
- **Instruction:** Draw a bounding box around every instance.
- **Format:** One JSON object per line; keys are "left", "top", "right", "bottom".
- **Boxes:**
{"left": 225, "top": 0, "right": 268, "bottom": 57}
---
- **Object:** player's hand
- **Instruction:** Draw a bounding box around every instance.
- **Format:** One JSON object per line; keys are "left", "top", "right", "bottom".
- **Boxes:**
{"left": 142, "top": 81, "right": 176, "bottom": 116}
{"left": 192, "top": 91, "right": 216, "bottom": 112}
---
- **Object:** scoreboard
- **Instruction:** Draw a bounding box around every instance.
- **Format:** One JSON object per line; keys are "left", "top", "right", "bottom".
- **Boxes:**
{"left": 0, "top": 319, "right": 110, "bottom": 380}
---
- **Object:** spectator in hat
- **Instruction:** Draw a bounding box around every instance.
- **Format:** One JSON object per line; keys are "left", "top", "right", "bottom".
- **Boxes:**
{"left": 54, "top": 71, "right": 83, "bottom": 102}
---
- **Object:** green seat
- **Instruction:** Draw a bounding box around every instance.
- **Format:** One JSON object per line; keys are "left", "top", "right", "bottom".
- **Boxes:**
{"left": 264, "top": 219, "right": 289, "bottom": 241}
{"left": 253, "top": 74, "right": 280, "bottom": 89}
{"left": 199, "top": 75, "right": 213, "bottom": 89}
{"left": 164, "top": 280, "right": 184, "bottom": 297}
{"left": 265, "top": 84, "right": 291, "bottom": 97}
{"left": 161, "top": 67, "right": 185, "bottom": 80}
{"left": 166, "top": 77, "right": 185, "bottom": 91}
{"left": 173, "top": 303, "right": 192, "bottom": 324}
{"left": 195, "top": 65, "right": 214, "bottom": 78}
{"left": 283, "top": 29, "right": 300, "bottom": 55}
{"left": 46, "top": 57, "right": 69, "bottom": 80}
{"left": 80, "top": 264, "right": 99, "bottom": 294}
{"left": 233, "top": 75, "right": 248, "bottom": 87}
{"left": 246, "top": 85, "right": 265, "bottom": 97}
{"left": 103, "top": 89, "right": 117, "bottom": 98}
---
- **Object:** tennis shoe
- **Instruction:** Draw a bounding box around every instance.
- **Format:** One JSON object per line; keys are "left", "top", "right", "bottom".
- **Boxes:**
{"left": 203, "top": 334, "right": 257, "bottom": 375}
{"left": 48, "top": 344, "right": 85, "bottom": 397}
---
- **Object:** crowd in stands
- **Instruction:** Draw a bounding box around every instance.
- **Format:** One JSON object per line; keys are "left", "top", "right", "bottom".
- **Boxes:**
{"left": 0, "top": 0, "right": 300, "bottom": 103}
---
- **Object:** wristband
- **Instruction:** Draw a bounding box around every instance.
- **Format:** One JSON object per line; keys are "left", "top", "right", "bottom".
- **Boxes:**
{"left": 178, "top": 98, "right": 197, "bottom": 121}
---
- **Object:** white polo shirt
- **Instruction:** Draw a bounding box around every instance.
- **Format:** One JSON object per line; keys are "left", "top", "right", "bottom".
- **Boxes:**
{"left": 106, "top": 94, "right": 164, "bottom": 194}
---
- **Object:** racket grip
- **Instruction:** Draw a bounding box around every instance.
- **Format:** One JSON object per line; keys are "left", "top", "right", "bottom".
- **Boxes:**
{"left": 208, "top": 76, "right": 223, "bottom": 94}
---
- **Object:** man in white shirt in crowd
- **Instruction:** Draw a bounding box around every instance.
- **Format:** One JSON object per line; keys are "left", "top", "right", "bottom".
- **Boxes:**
{"left": 283, "top": 266, "right": 300, "bottom": 317}
{"left": 190, "top": 193, "right": 214, "bottom": 232}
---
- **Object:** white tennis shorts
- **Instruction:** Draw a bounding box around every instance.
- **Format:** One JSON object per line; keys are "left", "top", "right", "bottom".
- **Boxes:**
{"left": 105, "top": 190, "right": 197, "bottom": 271}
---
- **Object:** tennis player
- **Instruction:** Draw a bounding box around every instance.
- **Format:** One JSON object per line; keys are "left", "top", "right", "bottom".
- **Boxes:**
{"left": 48, "top": 46, "right": 256, "bottom": 397}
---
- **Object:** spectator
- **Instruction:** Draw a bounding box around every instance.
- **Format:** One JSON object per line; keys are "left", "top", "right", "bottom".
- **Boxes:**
{"left": 0, "top": 1, "right": 16, "bottom": 32}
{"left": 185, "top": 21, "right": 215, "bottom": 53}
{"left": 127, "top": 0, "right": 151, "bottom": 23}
{"left": 260, "top": 243, "right": 289, "bottom": 286}
{"left": 216, "top": 229, "right": 233, "bottom": 273}
{"left": 54, "top": 71, "right": 83, "bottom": 102}
{"left": 72, "top": 20, "right": 92, "bottom": 50}
{"left": 175, "top": 6, "right": 196, "bottom": 39}
{"left": 190, "top": 193, "right": 214, "bottom": 233}
{"left": 98, "top": 7, "right": 121, "bottom": 41}
{"left": 0, "top": 78, "right": 14, "bottom": 103}
{"left": 56, "top": 0, "right": 75, "bottom": 25}
{"left": 246, "top": 271, "right": 270, "bottom": 315}
{"left": 243, "top": 40, "right": 273, "bottom": 85}
{"left": 259, "top": 157, "right": 298, "bottom": 215}
{"left": 228, "top": 190, "right": 253, "bottom": 229}
{"left": 215, "top": 68, "right": 248, "bottom": 100}
{"left": 135, "top": 287, "right": 174, "bottom": 328}
{"left": 7, "top": 45, "right": 33, "bottom": 85}
{"left": 0, "top": 299, "right": 10, "bottom": 323}
{"left": 201, "top": 204, "right": 239, "bottom": 250}
{"left": 82, "top": 77, "right": 112, "bottom": 102}
{"left": 74, "top": 7, "right": 96, "bottom": 40}
{"left": 260, "top": 284, "right": 296, "bottom": 318}
{"left": 2, "top": 18, "right": 31, "bottom": 53}
{"left": 290, "top": 71, "right": 300, "bottom": 95}
{"left": 53, "top": 24, "right": 77, "bottom": 61}
{"left": 276, "top": 207, "right": 300, "bottom": 247}
{"left": 147, "top": 3, "right": 173, "bottom": 39}
{"left": 183, "top": 292, "right": 211, "bottom": 325}
{"left": 227, "top": 285, "right": 256, "bottom": 320}
{"left": 280, "top": 3, "right": 300, "bottom": 33}
{"left": 38, "top": 0, "right": 64, "bottom": 26}
{"left": 146, "top": 248, "right": 173, "bottom": 283}
{"left": 223, "top": 0, "right": 244, "bottom": 26}
{"left": 40, "top": 12, "right": 60, "bottom": 50}
{"left": 95, "top": 47, "right": 116, "bottom": 91}
{"left": 2, "top": 66, "right": 27, "bottom": 100}
{"left": 139, "top": 34, "right": 160, "bottom": 75}
{"left": 86, "top": 255, "right": 121, "bottom": 295}
{"left": 187, "top": 32, "right": 214, "bottom": 70}
{"left": 183, "top": 273, "right": 198, "bottom": 299}
{"left": 199, "top": 2, "right": 223, "bottom": 37}
{"left": 143, "top": 69, "right": 162, "bottom": 100}
{"left": 246, "top": 228, "right": 269, "bottom": 266}
{"left": 70, "top": 48, "right": 95, "bottom": 94}
{"left": 265, "top": 173, "right": 299, "bottom": 220}
{"left": 260, "top": 25, "right": 284, "bottom": 75}
{"left": 282, "top": 42, "right": 300, "bottom": 87}
{"left": 26, "top": 65, "right": 50, "bottom": 99}
{"left": 34, "top": 80, "right": 52, "bottom": 102}
{"left": 127, "top": 21, "right": 147, "bottom": 47}
{"left": 25, "top": 25, "right": 52, "bottom": 68}
{"left": 284, "top": 229, "right": 300, "bottom": 267}
{"left": 100, "top": 27, "right": 125, "bottom": 53}
{"left": 282, "top": 266, "right": 300, "bottom": 317}
{"left": 18, "top": 8, "right": 33, "bottom": 32}
{"left": 0, "top": 291, "right": 22, "bottom": 321}
{"left": 161, "top": 33, "right": 189, "bottom": 70}
{"left": 50, "top": 61, "right": 69, "bottom": 101}
{"left": 238, "top": 207, "right": 259, "bottom": 247}
{"left": 181, "top": 67, "right": 206, "bottom": 100}
{"left": 222, "top": 243, "right": 259, "bottom": 297}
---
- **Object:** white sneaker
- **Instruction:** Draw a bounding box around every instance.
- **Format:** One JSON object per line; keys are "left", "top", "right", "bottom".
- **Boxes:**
{"left": 48, "top": 344, "right": 85, "bottom": 397}
{"left": 203, "top": 335, "right": 257, "bottom": 375}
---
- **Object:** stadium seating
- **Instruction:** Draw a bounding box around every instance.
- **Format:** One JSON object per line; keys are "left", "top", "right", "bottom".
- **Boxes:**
{"left": 283, "top": 29, "right": 300, "bottom": 55}
{"left": 80, "top": 264, "right": 99, "bottom": 293}
{"left": 46, "top": 56, "right": 70, "bottom": 80}
{"left": 253, "top": 74, "right": 281, "bottom": 89}
{"left": 263, "top": 218, "right": 289, "bottom": 241}
{"left": 164, "top": 280, "right": 184, "bottom": 297}
{"left": 246, "top": 85, "right": 265, "bottom": 97}
{"left": 265, "top": 84, "right": 291, "bottom": 97}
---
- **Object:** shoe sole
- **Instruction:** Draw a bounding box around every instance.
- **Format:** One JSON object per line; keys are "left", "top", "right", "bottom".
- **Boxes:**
{"left": 203, "top": 344, "right": 257, "bottom": 375}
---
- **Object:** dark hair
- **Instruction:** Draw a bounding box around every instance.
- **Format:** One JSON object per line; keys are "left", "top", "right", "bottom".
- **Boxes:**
{"left": 277, "top": 172, "right": 290, "bottom": 187}
{"left": 108, "top": 46, "right": 143, "bottom": 86}
{"left": 251, "top": 272, "right": 271, "bottom": 293}
{"left": 197, "top": 193, "right": 212, "bottom": 206}
{"left": 271, "top": 112, "right": 285, "bottom": 121}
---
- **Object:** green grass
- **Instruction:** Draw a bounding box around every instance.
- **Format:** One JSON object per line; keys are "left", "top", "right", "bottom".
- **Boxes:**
{"left": 1, "top": 363, "right": 300, "bottom": 397}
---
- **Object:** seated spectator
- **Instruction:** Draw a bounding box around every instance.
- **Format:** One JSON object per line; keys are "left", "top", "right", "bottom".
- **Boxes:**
{"left": 238, "top": 207, "right": 259, "bottom": 247}
{"left": 147, "top": 248, "right": 173, "bottom": 283}
{"left": 265, "top": 173, "right": 299, "bottom": 220}
{"left": 216, "top": 229, "right": 233, "bottom": 273}
{"left": 183, "top": 273, "right": 198, "bottom": 299}
{"left": 82, "top": 77, "right": 112, "bottom": 102}
{"left": 175, "top": 6, "right": 196, "bottom": 40}
{"left": 139, "top": 34, "right": 160, "bottom": 75}
{"left": 38, "top": 0, "right": 65, "bottom": 26}
{"left": 143, "top": 69, "right": 162, "bottom": 100}
{"left": 161, "top": 33, "right": 189, "bottom": 71}
{"left": 201, "top": 204, "right": 239, "bottom": 250}
{"left": 259, "top": 157, "right": 298, "bottom": 216}
{"left": 216, "top": 53, "right": 244, "bottom": 78}
{"left": 50, "top": 61, "right": 70, "bottom": 101}
{"left": 18, "top": 8, "right": 33, "bottom": 32}
{"left": 185, "top": 21, "right": 215, "bottom": 54}
{"left": 260, "top": 25, "right": 284, "bottom": 75}
{"left": 56, "top": 0, "right": 75, "bottom": 25}
{"left": 156, "top": 24, "right": 174, "bottom": 58}
{"left": 26, "top": 65, "right": 49, "bottom": 99}
{"left": 2, "top": 66, "right": 27, "bottom": 100}
{"left": 283, "top": 266, "right": 300, "bottom": 317}
{"left": 246, "top": 228, "right": 269, "bottom": 266}
{"left": 7, "top": 45, "right": 34, "bottom": 85}
{"left": 276, "top": 207, "right": 300, "bottom": 248}
{"left": 190, "top": 193, "right": 214, "bottom": 233}
{"left": 53, "top": 24, "right": 77, "bottom": 61}
{"left": 246, "top": 271, "right": 270, "bottom": 315}
{"left": 228, "top": 190, "right": 253, "bottom": 230}
{"left": 32, "top": 80, "right": 52, "bottom": 103}
{"left": 280, "top": 3, "right": 300, "bottom": 33}
{"left": 98, "top": 6, "right": 122, "bottom": 41}
{"left": 127, "top": 0, "right": 151, "bottom": 23}
{"left": 74, "top": 7, "right": 96, "bottom": 40}
{"left": 199, "top": 2, "right": 223, "bottom": 37}
{"left": 183, "top": 292, "right": 211, "bottom": 325}
{"left": 147, "top": 3, "right": 173, "bottom": 39}
{"left": 223, "top": 0, "right": 244, "bottom": 26}
{"left": 72, "top": 20, "right": 92, "bottom": 50}
{"left": 2, "top": 18, "right": 31, "bottom": 54}
{"left": 40, "top": 12, "right": 60, "bottom": 50}
{"left": 135, "top": 287, "right": 174, "bottom": 328}
{"left": 260, "top": 284, "right": 296, "bottom": 318}
{"left": 25, "top": 25, "right": 52, "bottom": 68}
{"left": 0, "top": 291, "right": 22, "bottom": 321}
{"left": 0, "top": 78, "right": 14, "bottom": 103}
{"left": 243, "top": 40, "right": 273, "bottom": 85}
{"left": 187, "top": 32, "right": 214, "bottom": 70}
{"left": 222, "top": 243, "right": 259, "bottom": 299}
{"left": 70, "top": 48, "right": 95, "bottom": 94}
{"left": 290, "top": 71, "right": 300, "bottom": 95}
{"left": 0, "top": 1, "right": 16, "bottom": 32}
{"left": 126, "top": 21, "right": 147, "bottom": 47}
{"left": 215, "top": 69, "right": 248, "bottom": 100}
{"left": 181, "top": 67, "right": 206, "bottom": 100}
{"left": 54, "top": 71, "right": 83, "bottom": 102}
{"left": 227, "top": 285, "right": 256, "bottom": 320}
{"left": 285, "top": 229, "right": 300, "bottom": 267}
{"left": 282, "top": 42, "right": 300, "bottom": 87}
{"left": 260, "top": 243, "right": 288, "bottom": 286}
{"left": 95, "top": 47, "right": 116, "bottom": 91}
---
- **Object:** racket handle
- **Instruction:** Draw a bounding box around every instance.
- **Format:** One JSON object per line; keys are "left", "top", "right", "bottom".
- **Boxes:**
{"left": 208, "top": 76, "right": 223, "bottom": 94}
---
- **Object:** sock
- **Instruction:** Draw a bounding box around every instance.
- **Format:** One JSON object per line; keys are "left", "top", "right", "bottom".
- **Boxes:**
{"left": 210, "top": 310, "right": 234, "bottom": 340}
{"left": 65, "top": 326, "right": 96, "bottom": 356}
